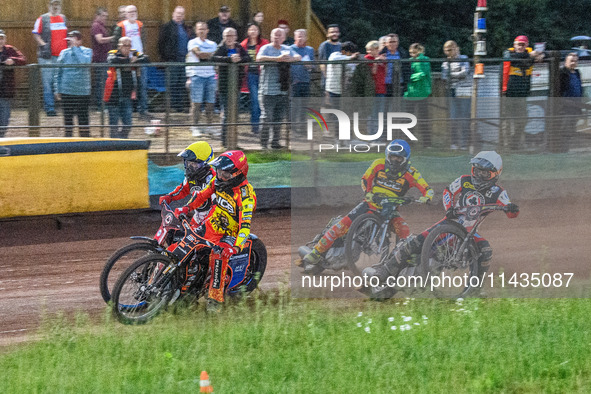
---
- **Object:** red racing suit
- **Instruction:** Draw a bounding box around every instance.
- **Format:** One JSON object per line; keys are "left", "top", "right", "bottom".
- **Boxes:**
{"left": 164, "top": 167, "right": 216, "bottom": 226}
{"left": 314, "top": 158, "right": 434, "bottom": 254}
{"left": 186, "top": 177, "right": 257, "bottom": 303}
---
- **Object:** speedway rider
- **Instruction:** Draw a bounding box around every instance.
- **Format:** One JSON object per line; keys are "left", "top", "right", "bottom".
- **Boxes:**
{"left": 364, "top": 150, "right": 520, "bottom": 283}
{"left": 175, "top": 150, "right": 256, "bottom": 312}
{"left": 301, "top": 139, "right": 434, "bottom": 273}
{"left": 159, "top": 141, "right": 216, "bottom": 227}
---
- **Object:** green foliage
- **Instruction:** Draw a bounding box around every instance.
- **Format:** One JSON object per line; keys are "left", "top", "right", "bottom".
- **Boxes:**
{"left": 312, "top": 0, "right": 587, "bottom": 57}
{"left": 1, "top": 297, "right": 591, "bottom": 392}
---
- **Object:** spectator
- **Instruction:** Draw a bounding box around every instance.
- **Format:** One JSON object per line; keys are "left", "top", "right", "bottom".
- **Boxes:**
{"left": 378, "top": 35, "right": 388, "bottom": 52}
{"left": 112, "top": 5, "right": 128, "bottom": 42}
{"left": 277, "top": 20, "right": 294, "bottom": 46}
{"left": 365, "top": 40, "right": 386, "bottom": 96}
{"left": 380, "top": 33, "right": 410, "bottom": 97}
{"left": 186, "top": 22, "right": 217, "bottom": 137}
{"left": 365, "top": 40, "right": 386, "bottom": 132}
{"left": 318, "top": 24, "right": 341, "bottom": 78}
{"left": 241, "top": 23, "right": 269, "bottom": 134}
{"left": 290, "top": 29, "right": 315, "bottom": 98}
{"left": 158, "top": 6, "right": 192, "bottom": 112}
{"left": 325, "top": 41, "right": 359, "bottom": 99}
{"left": 256, "top": 28, "right": 301, "bottom": 150}
{"left": 91, "top": 7, "right": 114, "bottom": 109}
{"left": 502, "top": 35, "right": 544, "bottom": 150}
{"left": 207, "top": 5, "right": 240, "bottom": 44}
{"left": 556, "top": 52, "right": 583, "bottom": 152}
{"left": 404, "top": 43, "right": 432, "bottom": 148}
{"left": 442, "top": 40, "right": 471, "bottom": 150}
{"left": 212, "top": 27, "right": 250, "bottom": 146}
{"left": 113, "top": 5, "right": 149, "bottom": 118}
{"left": 56, "top": 30, "right": 93, "bottom": 137}
{"left": 32, "top": 0, "right": 68, "bottom": 117}
{"left": 103, "top": 37, "right": 149, "bottom": 138}
{"left": 0, "top": 30, "right": 26, "bottom": 138}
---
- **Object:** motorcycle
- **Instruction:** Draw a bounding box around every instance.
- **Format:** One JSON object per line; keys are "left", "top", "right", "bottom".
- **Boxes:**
{"left": 99, "top": 202, "right": 181, "bottom": 303}
{"left": 297, "top": 194, "right": 419, "bottom": 275}
{"left": 110, "top": 207, "right": 267, "bottom": 324}
{"left": 368, "top": 203, "right": 509, "bottom": 300}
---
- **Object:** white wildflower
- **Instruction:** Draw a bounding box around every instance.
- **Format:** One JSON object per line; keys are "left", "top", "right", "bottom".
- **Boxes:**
{"left": 388, "top": 317, "right": 395, "bottom": 322}
{"left": 364, "top": 326, "right": 371, "bottom": 333}
{"left": 403, "top": 316, "right": 412, "bottom": 322}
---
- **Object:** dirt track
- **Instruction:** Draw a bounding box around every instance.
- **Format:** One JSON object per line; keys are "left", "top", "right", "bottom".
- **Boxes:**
{"left": 1, "top": 198, "right": 590, "bottom": 346}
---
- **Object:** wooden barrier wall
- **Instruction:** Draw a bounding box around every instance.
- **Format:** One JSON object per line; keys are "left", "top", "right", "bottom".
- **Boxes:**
{"left": 0, "top": 0, "right": 326, "bottom": 64}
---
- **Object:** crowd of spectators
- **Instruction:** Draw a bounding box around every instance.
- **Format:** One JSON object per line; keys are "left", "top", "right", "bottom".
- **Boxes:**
{"left": 0, "top": 2, "right": 566, "bottom": 151}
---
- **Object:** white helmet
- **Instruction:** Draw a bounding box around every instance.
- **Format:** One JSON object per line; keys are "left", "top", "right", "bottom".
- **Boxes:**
{"left": 469, "top": 151, "right": 503, "bottom": 190}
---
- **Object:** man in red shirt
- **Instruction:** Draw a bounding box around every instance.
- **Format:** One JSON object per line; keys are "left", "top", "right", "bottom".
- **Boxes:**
{"left": 91, "top": 7, "right": 114, "bottom": 109}
{"left": 32, "top": 0, "right": 68, "bottom": 116}
{"left": 0, "top": 30, "right": 26, "bottom": 137}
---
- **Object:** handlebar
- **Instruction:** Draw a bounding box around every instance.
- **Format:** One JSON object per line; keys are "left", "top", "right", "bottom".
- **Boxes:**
{"left": 452, "top": 204, "right": 507, "bottom": 216}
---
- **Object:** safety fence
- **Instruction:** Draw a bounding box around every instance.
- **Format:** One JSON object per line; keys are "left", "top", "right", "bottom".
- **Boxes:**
{"left": 2, "top": 55, "right": 591, "bottom": 154}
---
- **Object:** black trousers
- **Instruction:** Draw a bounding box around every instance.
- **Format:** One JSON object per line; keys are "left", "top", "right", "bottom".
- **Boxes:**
{"left": 62, "top": 94, "right": 90, "bottom": 137}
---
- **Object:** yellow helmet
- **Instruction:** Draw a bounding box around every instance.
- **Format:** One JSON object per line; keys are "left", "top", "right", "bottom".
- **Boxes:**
{"left": 177, "top": 141, "right": 214, "bottom": 178}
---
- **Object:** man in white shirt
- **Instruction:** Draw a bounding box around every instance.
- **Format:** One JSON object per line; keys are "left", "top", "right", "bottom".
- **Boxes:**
{"left": 325, "top": 41, "right": 358, "bottom": 98}
{"left": 186, "top": 22, "right": 217, "bottom": 136}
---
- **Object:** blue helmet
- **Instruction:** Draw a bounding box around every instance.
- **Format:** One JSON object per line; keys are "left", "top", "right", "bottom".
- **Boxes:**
{"left": 385, "top": 139, "right": 411, "bottom": 175}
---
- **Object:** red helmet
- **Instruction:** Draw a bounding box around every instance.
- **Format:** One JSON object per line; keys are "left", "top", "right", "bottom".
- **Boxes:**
{"left": 212, "top": 150, "right": 249, "bottom": 189}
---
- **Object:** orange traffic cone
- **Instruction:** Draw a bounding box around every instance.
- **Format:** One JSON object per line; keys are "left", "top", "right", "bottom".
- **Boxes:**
{"left": 200, "top": 371, "right": 214, "bottom": 393}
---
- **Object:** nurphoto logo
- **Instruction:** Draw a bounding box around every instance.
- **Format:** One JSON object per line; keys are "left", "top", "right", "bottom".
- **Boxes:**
{"left": 305, "top": 108, "right": 418, "bottom": 152}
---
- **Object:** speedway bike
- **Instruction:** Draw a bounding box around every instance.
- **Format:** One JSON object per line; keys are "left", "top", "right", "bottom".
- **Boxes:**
{"left": 99, "top": 202, "right": 181, "bottom": 303}
{"left": 368, "top": 203, "right": 509, "bottom": 300}
{"left": 298, "top": 194, "right": 419, "bottom": 275}
{"left": 111, "top": 209, "right": 267, "bottom": 324}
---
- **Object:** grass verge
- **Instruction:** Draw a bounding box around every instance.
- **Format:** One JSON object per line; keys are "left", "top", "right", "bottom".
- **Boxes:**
{"left": 1, "top": 294, "right": 590, "bottom": 393}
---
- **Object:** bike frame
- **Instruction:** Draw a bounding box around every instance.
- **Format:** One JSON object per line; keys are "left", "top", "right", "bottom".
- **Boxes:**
{"left": 447, "top": 204, "right": 505, "bottom": 266}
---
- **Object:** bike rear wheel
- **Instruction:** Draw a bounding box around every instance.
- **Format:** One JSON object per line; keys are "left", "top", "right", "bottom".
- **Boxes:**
{"left": 419, "top": 223, "right": 480, "bottom": 298}
{"left": 345, "top": 213, "right": 389, "bottom": 275}
{"left": 228, "top": 238, "right": 267, "bottom": 297}
{"left": 100, "top": 242, "right": 161, "bottom": 303}
{"left": 111, "top": 254, "right": 177, "bottom": 324}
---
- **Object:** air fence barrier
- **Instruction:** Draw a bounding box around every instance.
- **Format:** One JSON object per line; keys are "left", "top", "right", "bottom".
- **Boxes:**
{"left": 2, "top": 55, "right": 591, "bottom": 156}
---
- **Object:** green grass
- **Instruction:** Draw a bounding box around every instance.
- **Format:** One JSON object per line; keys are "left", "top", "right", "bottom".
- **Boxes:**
{"left": 1, "top": 295, "right": 590, "bottom": 393}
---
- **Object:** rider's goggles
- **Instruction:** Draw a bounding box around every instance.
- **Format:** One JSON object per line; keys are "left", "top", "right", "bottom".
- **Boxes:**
{"left": 184, "top": 160, "right": 205, "bottom": 171}
{"left": 217, "top": 169, "right": 234, "bottom": 181}
{"left": 387, "top": 155, "right": 406, "bottom": 165}
{"left": 471, "top": 165, "right": 496, "bottom": 180}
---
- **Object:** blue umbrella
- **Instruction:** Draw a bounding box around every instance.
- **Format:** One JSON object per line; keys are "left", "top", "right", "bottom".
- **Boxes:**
{"left": 570, "top": 36, "right": 591, "bottom": 41}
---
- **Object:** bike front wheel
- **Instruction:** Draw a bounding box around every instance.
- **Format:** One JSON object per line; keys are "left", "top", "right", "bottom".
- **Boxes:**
{"left": 100, "top": 242, "right": 162, "bottom": 303}
{"left": 345, "top": 213, "right": 389, "bottom": 275}
{"left": 419, "top": 223, "right": 480, "bottom": 298}
{"left": 111, "top": 254, "right": 177, "bottom": 324}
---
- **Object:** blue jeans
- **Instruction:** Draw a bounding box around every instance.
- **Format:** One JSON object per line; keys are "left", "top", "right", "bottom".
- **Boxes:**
{"left": 138, "top": 66, "right": 148, "bottom": 114}
{"left": 108, "top": 98, "right": 133, "bottom": 138}
{"left": 92, "top": 64, "right": 108, "bottom": 108}
{"left": 292, "top": 82, "right": 310, "bottom": 98}
{"left": 0, "top": 98, "right": 10, "bottom": 137}
{"left": 169, "top": 62, "right": 188, "bottom": 111}
{"left": 247, "top": 72, "right": 261, "bottom": 132}
{"left": 39, "top": 57, "right": 58, "bottom": 113}
{"left": 449, "top": 89, "right": 471, "bottom": 148}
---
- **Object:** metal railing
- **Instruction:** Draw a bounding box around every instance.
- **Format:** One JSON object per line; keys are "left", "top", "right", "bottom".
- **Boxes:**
{"left": 2, "top": 56, "right": 591, "bottom": 154}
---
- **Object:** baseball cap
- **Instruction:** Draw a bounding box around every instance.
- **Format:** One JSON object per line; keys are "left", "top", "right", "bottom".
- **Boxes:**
{"left": 514, "top": 35, "right": 529, "bottom": 44}
{"left": 0, "top": 30, "right": 6, "bottom": 37}
{"left": 49, "top": 0, "right": 61, "bottom": 4}
{"left": 219, "top": 5, "right": 230, "bottom": 12}
{"left": 67, "top": 30, "right": 82, "bottom": 39}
